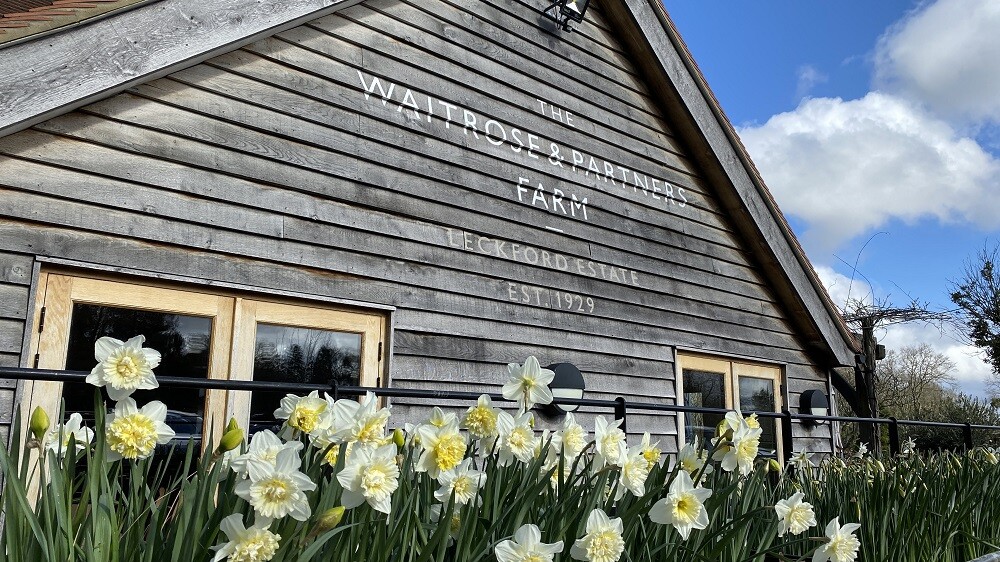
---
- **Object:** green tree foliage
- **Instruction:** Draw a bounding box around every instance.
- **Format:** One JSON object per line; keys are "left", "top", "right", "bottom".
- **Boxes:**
{"left": 950, "top": 245, "right": 1000, "bottom": 397}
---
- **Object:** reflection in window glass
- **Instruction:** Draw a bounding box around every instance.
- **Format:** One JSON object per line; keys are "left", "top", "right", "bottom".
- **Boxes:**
{"left": 683, "top": 369, "right": 726, "bottom": 445}
{"left": 249, "top": 324, "right": 362, "bottom": 433}
{"left": 62, "top": 303, "right": 213, "bottom": 449}
{"left": 739, "top": 376, "right": 778, "bottom": 456}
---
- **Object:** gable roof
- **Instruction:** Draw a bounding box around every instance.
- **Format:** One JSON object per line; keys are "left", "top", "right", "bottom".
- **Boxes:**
{"left": 0, "top": 0, "right": 859, "bottom": 366}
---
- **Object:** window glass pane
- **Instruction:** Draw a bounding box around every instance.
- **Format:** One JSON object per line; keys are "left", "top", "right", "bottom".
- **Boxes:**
{"left": 739, "top": 376, "right": 778, "bottom": 456}
{"left": 683, "top": 369, "right": 726, "bottom": 445}
{"left": 249, "top": 323, "right": 362, "bottom": 433}
{"left": 62, "top": 303, "right": 213, "bottom": 450}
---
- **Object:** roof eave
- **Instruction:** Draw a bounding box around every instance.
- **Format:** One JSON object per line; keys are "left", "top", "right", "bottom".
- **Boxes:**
{"left": 603, "top": 0, "right": 859, "bottom": 366}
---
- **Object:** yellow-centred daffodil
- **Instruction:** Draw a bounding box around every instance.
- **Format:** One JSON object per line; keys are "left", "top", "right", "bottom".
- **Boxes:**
{"left": 570, "top": 509, "right": 624, "bottom": 562}
{"left": 649, "top": 470, "right": 713, "bottom": 540}
{"left": 105, "top": 398, "right": 174, "bottom": 461}
{"left": 211, "top": 513, "right": 280, "bottom": 562}
{"left": 774, "top": 492, "right": 817, "bottom": 536}
{"left": 502, "top": 356, "right": 554, "bottom": 412}
{"left": 813, "top": 517, "right": 861, "bottom": 562}
{"left": 494, "top": 524, "right": 564, "bottom": 562}
{"left": 87, "top": 335, "right": 161, "bottom": 401}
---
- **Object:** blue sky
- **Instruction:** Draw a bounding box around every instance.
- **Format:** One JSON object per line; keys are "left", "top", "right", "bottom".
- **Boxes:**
{"left": 666, "top": 0, "right": 1000, "bottom": 397}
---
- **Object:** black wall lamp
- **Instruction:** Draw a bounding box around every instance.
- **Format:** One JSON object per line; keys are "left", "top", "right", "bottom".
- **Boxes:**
{"left": 546, "top": 362, "right": 586, "bottom": 414}
{"left": 544, "top": 0, "right": 591, "bottom": 32}
{"left": 799, "top": 389, "right": 830, "bottom": 427}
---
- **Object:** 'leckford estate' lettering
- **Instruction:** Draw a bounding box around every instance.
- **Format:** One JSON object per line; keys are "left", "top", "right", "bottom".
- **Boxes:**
{"left": 447, "top": 228, "right": 641, "bottom": 287}
{"left": 357, "top": 71, "right": 689, "bottom": 210}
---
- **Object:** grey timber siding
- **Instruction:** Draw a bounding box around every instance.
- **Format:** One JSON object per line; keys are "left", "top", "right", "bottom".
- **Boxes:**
{"left": 0, "top": 0, "right": 835, "bottom": 451}
{"left": 0, "top": 251, "right": 31, "bottom": 443}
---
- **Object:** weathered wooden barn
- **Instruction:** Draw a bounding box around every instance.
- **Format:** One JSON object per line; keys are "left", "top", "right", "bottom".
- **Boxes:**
{"left": 0, "top": 0, "right": 857, "bottom": 457}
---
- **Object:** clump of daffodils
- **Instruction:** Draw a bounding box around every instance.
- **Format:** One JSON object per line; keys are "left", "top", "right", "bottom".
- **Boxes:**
{"left": 42, "top": 344, "right": 868, "bottom": 562}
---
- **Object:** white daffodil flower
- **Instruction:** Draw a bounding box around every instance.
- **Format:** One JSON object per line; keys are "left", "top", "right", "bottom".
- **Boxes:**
{"left": 570, "top": 508, "right": 625, "bottom": 562}
{"left": 720, "top": 419, "right": 762, "bottom": 476}
{"left": 502, "top": 356, "right": 555, "bottom": 412}
{"left": 649, "top": 470, "right": 713, "bottom": 540}
{"left": 619, "top": 450, "right": 651, "bottom": 498}
{"left": 43, "top": 412, "right": 94, "bottom": 458}
{"left": 789, "top": 450, "right": 815, "bottom": 471}
{"left": 333, "top": 392, "right": 392, "bottom": 448}
{"left": 416, "top": 419, "right": 467, "bottom": 478}
{"left": 434, "top": 458, "right": 486, "bottom": 506}
{"left": 337, "top": 443, "right": 399, "bottom": 515}
{"left": 676, "top": 439, "right": 713, "bottom": 477}
{"left": 230, "top": 430, "right": 304, "bottom": 480}
{"left": 813, "top": 517, "right": 862, "bottom": 562}
{"left": 902, "top": 437, "right": 916, "bottom": 455}
{"left": 235, "top": 447, "right": 316, "bottom": 521}
{"left": 273, "top": 391, "right": 331, "bottom": 435}
{"left": 211, "top": 513, "right": 280, "bottom": 562}
{"left": 550, "top": 412, "right": 588, "bottom": 459}
{"left": 105, "top": 398, "right": 175, "bottom": 461}
{"left": 494, "top": 524, "right": 564, "bottom": 562}
{"left": 461, "top": 394, "right": 500, "bottom": 440}
{"left": 594, "top": 416, "right": 627, "bottom": 469}
{"left": 496, "top": 411, "right": 538, "bottom": 466}
{"left": 429, "top": 504, "right": 462, "bottom": 543}
{"left": 854, "top": 443, "right": 868, "bottom": 458}
{"left": 774, "top": 492, "right": 817, "bottom": 536}
{"left": 639, "top": 432, "right": 662, "bottom": 470}
{"left": 86, "top": 335, "right": 161, "bottom": 401}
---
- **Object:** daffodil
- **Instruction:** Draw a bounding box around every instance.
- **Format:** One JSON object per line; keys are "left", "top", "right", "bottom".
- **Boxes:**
{"left": 550, "top": 412, "right": 588, "bottom": 459}
{"left": 639, "top": 432, "right": 662, "bottom": 469}
{"left": 86, "top": 335, "right": 161, "bottom": 401}
{"left": 676, "top": 439, "right": 712, "bottom": 477}
{"left": 416, "top": 419, "right": 468, "bottom": 478}
{"left": 619, "top": 450, "right": 651, "bottom": 497}
{"left": 774, "top": 492, "right": 817, "bottom": 536}
{"left": 43, "top": 412, "right": 94, "bottom": 458}
{"left": 649, "top": 470, "right": 713, "bottom": 540}
{"left": 496, "top": 411, "right": 538, "bottom": 466}
{"left": 333, "top": 392, "right": 392, "bottom": 447}
{"left": 813, "top": 517, "right": 862, "bottom": 562}
{"left": 230, "top": 430, "right": 303, "bottom": 480}
{"left": 434, "top": 458, "right": 486, "bottom": 505}
{"left": 594, "top": 416, "right": 627, "bottom": 469}
{"left": 901, "top": 437, "right": 916, "bottom": 455}
{"left": 789, "top": 450, "right": 814, "bottom": 471}
{"left": 854, "top": 443, "right": 868, "bottom": 458}
{"left": 461, "top": 394, "right": 500, "bottom": 440}
{"left": 337, "top": 443, "right": 399, "bottom": 514}
{"left": 235, "top": 448, "right": 316, "bottom": 521}
{"left": 570, "top": 509, "right": 624, "bottom": 562}
{"left": 502, "top": 356, "right": 554, "bottom": 411}
{"left": 494, "top": 524, "right": 564, "bottom": 562}
{"left": 105, "top": 398, "right": 174, "bottom": 461}
{"left": 720, "top": 420, "right": 761, "bottom": 476}
{"left": 274, "top": 391, "right": 331, "bottom": 435}
{"left": 212, "top": 514, "right": 280, "bottom": 562}
{"left": 429, "top": 504, "right": 462, "bottom": 543}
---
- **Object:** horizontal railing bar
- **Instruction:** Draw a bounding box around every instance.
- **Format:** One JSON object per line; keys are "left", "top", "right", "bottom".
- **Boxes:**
{"left": 3, "top": 366, "right": 1000, "bottom": 432}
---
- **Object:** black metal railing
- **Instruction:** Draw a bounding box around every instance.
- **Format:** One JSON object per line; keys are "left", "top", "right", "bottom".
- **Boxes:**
{"left": 3, "top": 366, "right": 999, "bottom": 459}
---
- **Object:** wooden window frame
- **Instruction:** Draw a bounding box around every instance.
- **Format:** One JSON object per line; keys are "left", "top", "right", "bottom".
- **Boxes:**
{"left": 675, "top": 353, "right": 784, "bottom": 463}
{"left": 21, "top": 270, "right": 387, "bottom": 448}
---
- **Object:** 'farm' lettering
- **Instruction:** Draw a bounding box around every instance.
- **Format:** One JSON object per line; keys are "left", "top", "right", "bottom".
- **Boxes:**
{"left": 516, "top": 177, "right": 588, "bottom": 220}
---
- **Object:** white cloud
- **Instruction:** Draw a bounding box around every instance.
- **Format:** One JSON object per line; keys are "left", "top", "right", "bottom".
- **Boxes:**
{"left": 795, "top": 65, "right": 827, "bottom": 100}
{"left": 813, "top": 264, "right": 872, "bottom": 310}
{"left": 738, "top": 92, "right": 1000, "bottom": 252}
{"left": 875, "top": 0, "right": 1000, "bottom": 123}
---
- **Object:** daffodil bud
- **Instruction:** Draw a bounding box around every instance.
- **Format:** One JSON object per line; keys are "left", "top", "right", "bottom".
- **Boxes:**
{"left": 315, "top": 506, "right": 346, "bottom": 533}
{"left": 29, "top": 406, "right": 49, "bottom": 441}
{"left": 217, "top": 427, "right": 244, "bottom": 454}
{"left": 768, "top": 458, "right": 782, "bottom": 473}
{"left": 226, "top": 417, "right": 240, "bottom": 433}
{"left": 392, "top": 427, "right": 405, "bottom": 448}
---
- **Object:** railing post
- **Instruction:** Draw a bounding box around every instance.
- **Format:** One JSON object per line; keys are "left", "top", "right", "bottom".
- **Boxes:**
{"left": 964, "top": 423, "right": 974, "bottom": 450}
{"left": 781, "top": 410, "right": 793, "bottom": 462}
{"left": 330, "top": 379, "right": 339, "bottom": 401}
{"left": 614, "top": 396, "right": 627, "bottom": 434}
{"left": 888, "top": 417, "right": 900, "bottom": 456}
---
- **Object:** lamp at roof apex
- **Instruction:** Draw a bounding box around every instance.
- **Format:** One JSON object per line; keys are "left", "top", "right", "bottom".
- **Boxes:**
{"left": 544, "top": 0, "right": 591, "bottom": 32}
{"left": 545, "top": 363, "right": 586, "bottom": 414}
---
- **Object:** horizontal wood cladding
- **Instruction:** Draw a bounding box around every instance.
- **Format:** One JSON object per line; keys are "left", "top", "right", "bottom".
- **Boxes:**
{"left": 0, "top": 0, "right": 833, "bottom": 446}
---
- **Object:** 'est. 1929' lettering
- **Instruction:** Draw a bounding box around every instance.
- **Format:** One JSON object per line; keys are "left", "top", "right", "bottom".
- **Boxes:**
{"left": 507, "top": 282, "right": 595, "bottom": 314}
